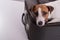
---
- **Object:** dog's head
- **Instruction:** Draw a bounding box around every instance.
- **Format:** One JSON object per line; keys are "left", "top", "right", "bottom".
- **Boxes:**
{"left": 30, "top": 4, "right": 54, "bottom": 26}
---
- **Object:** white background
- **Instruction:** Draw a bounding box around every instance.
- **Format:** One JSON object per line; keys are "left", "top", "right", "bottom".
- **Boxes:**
{"left": 0, "top": 0, "right": 28, "bottom": 40}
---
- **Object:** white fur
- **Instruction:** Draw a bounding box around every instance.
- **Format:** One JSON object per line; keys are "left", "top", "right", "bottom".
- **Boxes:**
{"left": 36, "top": 8, "right": 45, "bottom": 26}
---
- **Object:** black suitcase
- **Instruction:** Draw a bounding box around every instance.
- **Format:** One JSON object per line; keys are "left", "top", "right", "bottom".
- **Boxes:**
{"left": 23, "top": 0, "right": 59, "bottom": 40}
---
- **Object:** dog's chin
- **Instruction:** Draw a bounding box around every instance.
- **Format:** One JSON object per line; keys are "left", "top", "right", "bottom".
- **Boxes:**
{"left": 37, "top": 23, "right": 45, "bottom": 27}
{"left": 38, "top": 24, "right": 45, "bottom": 27}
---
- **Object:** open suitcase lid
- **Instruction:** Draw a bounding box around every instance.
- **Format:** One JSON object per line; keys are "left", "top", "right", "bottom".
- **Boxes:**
{"left": 25, "top": 0, "right": 56, "bottom": 9}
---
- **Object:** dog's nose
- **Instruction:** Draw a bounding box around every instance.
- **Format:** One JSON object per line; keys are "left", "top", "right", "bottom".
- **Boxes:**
{"left": 38, "top": 21, "right": 43, "bottom": 25}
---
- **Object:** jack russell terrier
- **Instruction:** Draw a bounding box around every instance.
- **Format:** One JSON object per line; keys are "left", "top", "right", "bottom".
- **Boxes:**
{"left": 22, "top": 0, "right": 60, "bottom": 28}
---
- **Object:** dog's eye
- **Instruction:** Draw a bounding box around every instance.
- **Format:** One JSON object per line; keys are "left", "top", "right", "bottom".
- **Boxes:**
{"left": 42, "top": 11, "right": 47, "bottom": 15}
{"left": 34, "top": 12, "right": 38, "bottom": 16}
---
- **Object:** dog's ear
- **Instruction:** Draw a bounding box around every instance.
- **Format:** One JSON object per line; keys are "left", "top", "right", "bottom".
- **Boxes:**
{"left": 30, "top": 5, "right": 36, "bottom": 12}
{"left": 47, "top": 6, "right": 54, "bottom": 13}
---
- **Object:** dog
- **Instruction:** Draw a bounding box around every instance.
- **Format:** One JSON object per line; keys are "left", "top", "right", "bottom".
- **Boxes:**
{"left": 22, "top": 0, "right": 60, "bottom": 29}
{"left": 30, "top": 4, "right": 54, "bottom": 26}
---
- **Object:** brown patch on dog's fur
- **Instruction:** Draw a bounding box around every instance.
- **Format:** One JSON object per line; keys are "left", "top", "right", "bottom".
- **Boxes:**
{"left": 32, "top": 4, "right": 49, "bottom": 13}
